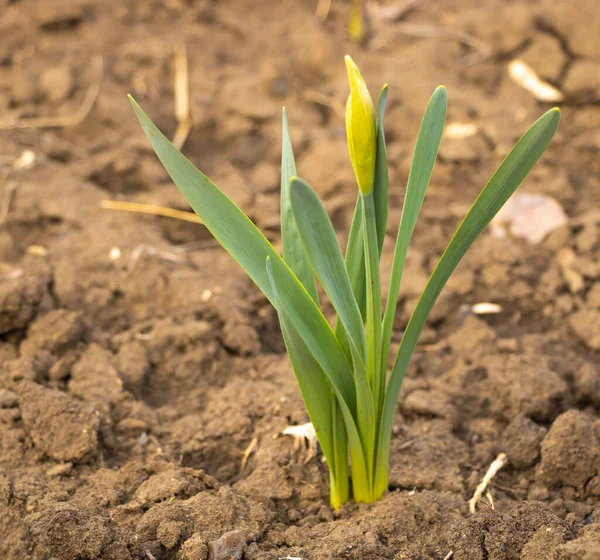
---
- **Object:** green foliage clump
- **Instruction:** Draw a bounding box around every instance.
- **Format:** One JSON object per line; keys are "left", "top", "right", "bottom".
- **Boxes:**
{"left": 129, "top": 56, "right": 559, "bottom": 509}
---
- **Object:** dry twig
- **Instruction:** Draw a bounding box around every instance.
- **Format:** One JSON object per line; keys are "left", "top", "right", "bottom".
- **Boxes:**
{"left": 0, "top": 183, "right": 18, "bottom": 227}
{"left": 101, "top": 200, "right": 203, "bottom": 224}
{"left": 240, "top": 437, "right": 259, "bottom": 472}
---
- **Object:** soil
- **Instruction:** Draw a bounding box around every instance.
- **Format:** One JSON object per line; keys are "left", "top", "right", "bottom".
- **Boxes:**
{"left": 1, "top": 0, "right": 600, "bottom": 558}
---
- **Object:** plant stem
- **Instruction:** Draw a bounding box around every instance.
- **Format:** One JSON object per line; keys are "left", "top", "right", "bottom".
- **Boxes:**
{"left": 360, "top": 192, "right": 382, "bottom": 495}
{"left": 361, "top": 193, "right": 383, "bottom": 416}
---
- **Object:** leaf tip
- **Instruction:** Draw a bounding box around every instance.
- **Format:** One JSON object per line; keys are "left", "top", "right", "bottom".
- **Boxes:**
{"left": 127, "top": 93, "right": 138, "bottom": 107}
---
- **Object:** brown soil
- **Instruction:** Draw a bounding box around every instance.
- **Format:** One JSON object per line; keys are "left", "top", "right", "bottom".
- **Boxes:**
{"left": 1, "top": 0, "right": 600, "bottom": 558}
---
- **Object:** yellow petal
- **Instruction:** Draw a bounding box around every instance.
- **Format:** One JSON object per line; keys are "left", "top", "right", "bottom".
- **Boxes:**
{"left": 345, "top": 55, "right": 376, "bottom": 196}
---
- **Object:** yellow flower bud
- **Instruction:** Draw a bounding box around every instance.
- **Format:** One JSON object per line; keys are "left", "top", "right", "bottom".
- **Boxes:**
{"left": 345, "top": 55, "right": 376, "bottom": 196}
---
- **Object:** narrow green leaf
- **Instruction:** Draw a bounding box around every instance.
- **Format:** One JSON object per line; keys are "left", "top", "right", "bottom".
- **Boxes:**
{"left": 267, "top": 258, "right": 371, "bottom": 503}
{"left": 361, "top": 193, "right": 383, "bottom": 410}
{"left": 380, "top": 86, "right": 447, "bottom": 374}
{"left": 373, "top": 84, "right": 389, "bottom": 254}
{"left": 349, "top": 336, "right": 376, "bottom": 485}
{"left": 281, "top": 109, "right": 319, "bottom": 303}
{"left": 329, "top": 400, "right": 350, "bottom": 509}
{"left": 290, "top": 177, "right": 367, "bottom": 363}
{"left": 374, "top": 107, "right": 561, "bottom": 497}
{"left": 264, "top": 256, "right": 347, "bottom": 508}
{"left": 129, "top": 96, "right": 356, "bottom": 410}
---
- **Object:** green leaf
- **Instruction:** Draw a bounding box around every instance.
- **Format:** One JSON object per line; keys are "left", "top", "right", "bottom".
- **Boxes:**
{"left": 329, "top": 399, "right": 350, "bottom": 510}
{"left": 264, "top": 256, "right": 347, "bottom": 508}
{"left": 280, "top": 112, "right": 348, "bottom": 509}
{"left": 373, "top": 84, "right": 389, "bottom": 254}
{"left": 281, "top": 109, "right": 319, "bottom": 303}
{"left": 361, "top": 193, "right": 383, "bottom": 414}
{"left": 374, "top": 107, "right": 561, "bottom": 497}
{"left": 290, "top": 177, "right": 367, "bottom": 363}
{"left": 266, "top": 257, "right": 371, "bottom": 503}
{"left": 129, "top": 96, "right": 356, "bottom": 410}
{"left": 380, "top": 86, "right": 447, "bottom": 374}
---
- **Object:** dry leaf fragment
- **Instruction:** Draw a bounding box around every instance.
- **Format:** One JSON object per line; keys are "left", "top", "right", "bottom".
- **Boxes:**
{"left": 490, "top": 192, "right": 567, "bottom": 244}
{"left": 281, "top": 422, "right": 318, "bottom": 463}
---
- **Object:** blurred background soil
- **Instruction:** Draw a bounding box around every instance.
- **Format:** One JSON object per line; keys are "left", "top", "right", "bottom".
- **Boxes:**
{"left": 1, "top": 0, "right": 600, "bottom": 558}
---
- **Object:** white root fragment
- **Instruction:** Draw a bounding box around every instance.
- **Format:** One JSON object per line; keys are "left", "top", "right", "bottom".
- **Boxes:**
{"left": 471, "top": 302, "right": 502, "bottom": 315}
{"left": 109, "top": 247, "right": 121, "bottom": 261}
{"left": 27, "top": 245, "right": 48, "bottom": 256}
{"left": 172, "top": 43, "right": 192, "bottom": 150}
{"left": 508, "top": 60, "right": 564, "bottom": 102}
{"left": 281, "top": 422, "right": 318, "bottom": 464}
{"left": 13, "top": 150, "right": 36, "bottom": 170}
{"left": 445, "top": 122, "right": 478, "bottom": 139}
{"left": 443, "top": 552, "right": 454, "bottom": 560}
{"left": 486, "top": 489, "right": 495, "bottom": 510}
{"left": 469, "top": 452, "right": 507, "bottom": 514}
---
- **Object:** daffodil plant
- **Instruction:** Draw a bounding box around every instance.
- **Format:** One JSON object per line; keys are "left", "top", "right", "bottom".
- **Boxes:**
{"left": 129, "top": 56, "right": 559, "bottom": 509}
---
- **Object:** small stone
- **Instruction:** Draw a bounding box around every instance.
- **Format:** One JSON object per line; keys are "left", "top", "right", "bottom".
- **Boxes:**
{"left": 0, "top": 272, "right": 45, "bottom": 334}
{"left": 208, "top": 530, "right": 245, "bottom": 560}
{"left": 116, "top": 341, "right": 149, "bottom": 395}
{"left": 0, "top": 471, "right": 11, "bottom": 505}
{"left": 157, "top": 520, "right": 184, "bottom": 549}
{"left": 249, "top": 162, "right": 278, "bottom": 191}
{"left": 574, "top": 362, "right": 600, "bottom": 406}
{"left": 69, "top": 344, "right": 123, "bottom": 407}
{"left": 448, "top": 315, "right": 496, "bottom": 355}
{"left": 46, "top": 462, "right": 73, "bottom": 478}
{"left": 519, "top": 33, "right": 566, "bottom": 82}
{"left": 587, "top": 475, "right": 600, "bottom": 497}
{"left": 40, "top": 66, "right": 74, "bottom": 103}
{"left": 178, "top": 534, "right": 208, "bottom": 560}
{"left": 18, "top": 381, "right": 99, "bottom": 463}
{"left": 0, "top": 389, "right": 18, "bottom": 408}
{"left": 503, "top": 414, "right": 546, "bottom": 469}
{"left": 402, "top": 389, "right": 458, "bottom": 427}
{"left": 497, "top": 338, "right": 518, "bottom": 352}
{"left": 564, "top": 59, "right": 600, "bottom": 97}
{"left": 538, "top": 410, "right": 600, "bottom": 489}
{"left": 135, "top": 469, "right": 188, "bottom": 505}
{"left": 2, "top": 359, "right": 37, "bottom": 383}
{"left": 564, "top": 500, "right": 592, "bottom": 521}
{"left": 20, "top": 309, "right": 85, "bottom": 357}
{"left": 528, "top": 483, "right": 550, "bottom": 501}
{"left": 569, "top": 309, "right": 600, "bottom": 350}
{"left": 47, "top": 351, "right": 79, "bottom": 381}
